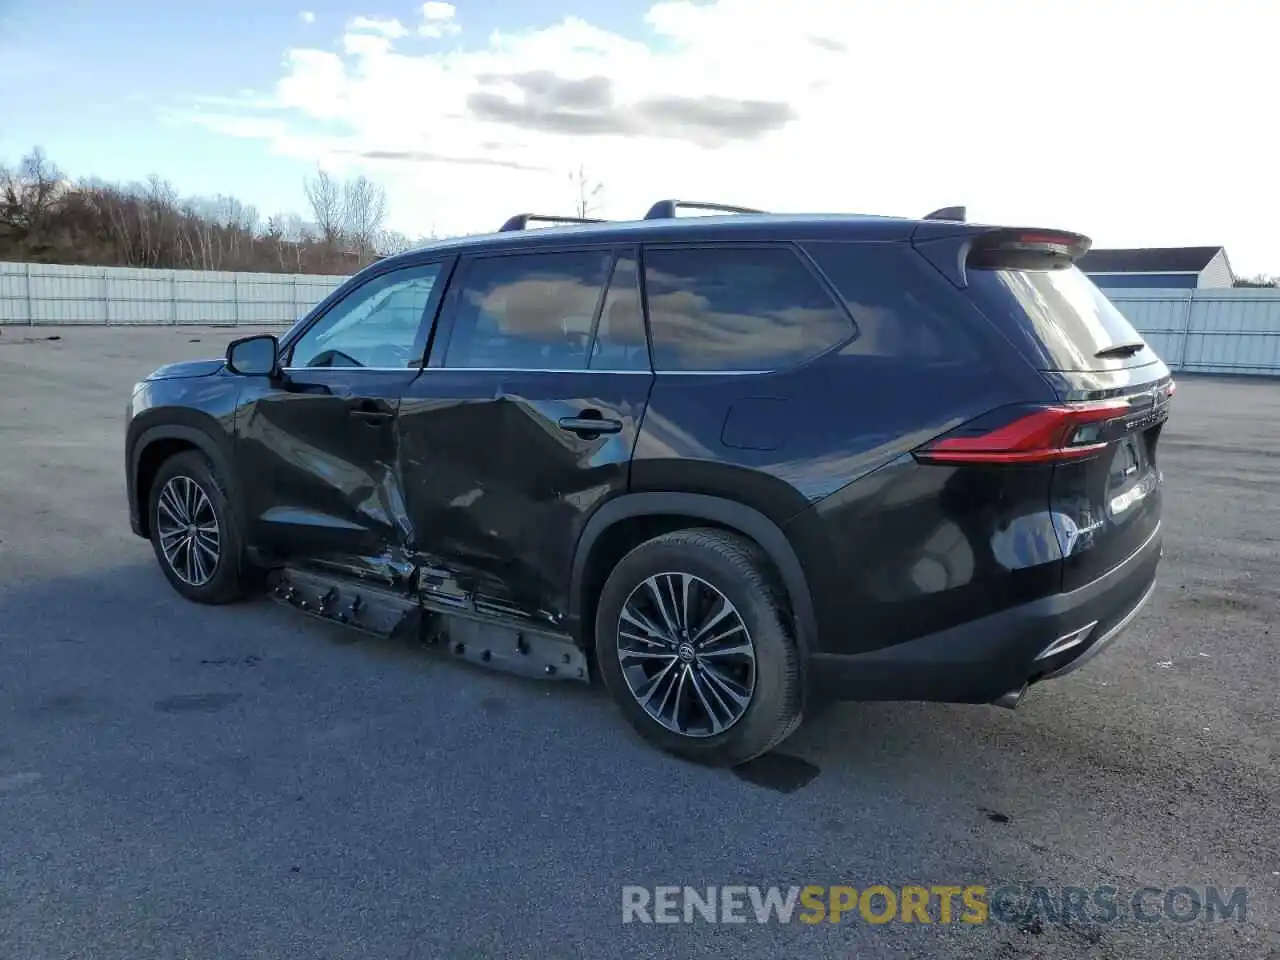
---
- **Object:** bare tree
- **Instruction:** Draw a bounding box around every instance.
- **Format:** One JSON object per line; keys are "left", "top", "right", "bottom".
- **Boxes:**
{"left": 375, "top": 228, "right": 412, "bottom": 257}
{"left": 264, "top": 214, "right": 287, "bottom": 270}
{"left": 213, "top": 193, "right": 258, "bottom": 233}
{"left": 1235, "top": 274, "right": 1279, "bottom": 288}
{"left": 304, "top": 168, "right": 344, "bottom": 246}
{"left": 342, "top": 175, "right": 387, "bottom": 256}
{"left": 0, "top": 146, "right": 377, "bottom": 274}
{"left": 0, "top": 147, "right": 66, "bottom": 236}
{"left": 20, "top": 147, "right": 65, "bottom": 228}
{"left": 569, "top": 164, "right": 603, "bottom": 219}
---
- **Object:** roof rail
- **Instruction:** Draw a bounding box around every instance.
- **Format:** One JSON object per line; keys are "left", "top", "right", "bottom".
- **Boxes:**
{"left": 499, "top": 213, "right": 607, "bottom": 232}
{"left": 643, "top": 200, "right": 765, "bottom": 220}
{"left": 923, "top": 206, "right": 966, "bottom": 222}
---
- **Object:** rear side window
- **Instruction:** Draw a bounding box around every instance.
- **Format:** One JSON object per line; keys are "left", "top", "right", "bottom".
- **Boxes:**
{"left": 443, "top": 250, "right": 612, "bottom": 370}
{"left": 967, "top": 266, "right": 1152, "bottom": 371}
{"left": 643, "top": 246, "right": 852, "bottom": 372}
{"left": 590, "top": 255, "right": 649, "bottom": 371}
{"left": 801, "top": 241, "right": 989, "bottom": 364}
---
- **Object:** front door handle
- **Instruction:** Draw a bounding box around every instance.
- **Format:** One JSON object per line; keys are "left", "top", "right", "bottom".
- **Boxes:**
{"left": 558, "top": 414, "right": 623, "bottom": 437}
{"left": 348, "top": 398, "right": 395, "bottom": 423}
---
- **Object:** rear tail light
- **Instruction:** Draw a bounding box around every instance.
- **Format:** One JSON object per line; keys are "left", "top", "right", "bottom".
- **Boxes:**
{"left": 914, "top": 401, "right": 1132, "bottom": 465}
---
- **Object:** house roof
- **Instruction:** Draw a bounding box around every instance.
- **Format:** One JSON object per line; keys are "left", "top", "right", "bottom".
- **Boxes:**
{"left": 1077, "top": 246, "right": 1224, "bottom": 274}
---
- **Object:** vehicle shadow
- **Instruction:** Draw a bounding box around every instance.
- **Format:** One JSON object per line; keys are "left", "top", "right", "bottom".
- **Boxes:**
{"left": 0, "top": 558, "right": 611, "bottom": 714}
{"left": 0, "top": 557, "right": 1112, "bottom": 805}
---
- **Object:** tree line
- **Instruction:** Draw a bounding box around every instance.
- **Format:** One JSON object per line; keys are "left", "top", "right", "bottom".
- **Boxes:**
{"left": 0, "top": 147, "right": 428, "bottom": 275}
{"left": 16, "top": 147, "right": 1265, "bottom": 286}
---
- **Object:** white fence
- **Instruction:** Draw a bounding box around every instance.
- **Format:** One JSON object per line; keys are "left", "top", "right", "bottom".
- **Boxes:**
{"left": 0, "top": 261, "right": 347, "bottom": 327}
{"left": 2, "top": 261, "right": 1280, "bottom": 376}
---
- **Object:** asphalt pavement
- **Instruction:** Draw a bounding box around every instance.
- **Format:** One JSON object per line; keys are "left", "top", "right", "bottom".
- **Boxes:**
{"left": 1, "top": 326, "right": 1277, "bottom": 959}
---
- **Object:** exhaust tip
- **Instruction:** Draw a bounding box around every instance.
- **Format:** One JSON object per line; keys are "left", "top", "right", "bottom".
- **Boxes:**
{"left": 994, "top": 687, "right": 1026, "bottom": 710}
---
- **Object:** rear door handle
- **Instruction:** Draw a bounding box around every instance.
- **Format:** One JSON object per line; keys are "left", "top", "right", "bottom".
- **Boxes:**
{"left": 348, "top": 398, "right": 395, "bottom": 423}
{"left": 558, "top": 414, "right": 623, "bottom": 437}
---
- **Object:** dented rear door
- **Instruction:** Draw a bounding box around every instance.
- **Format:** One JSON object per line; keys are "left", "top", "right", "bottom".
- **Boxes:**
{"left": 396, "top": 245, "right": 651, "bottom": 622}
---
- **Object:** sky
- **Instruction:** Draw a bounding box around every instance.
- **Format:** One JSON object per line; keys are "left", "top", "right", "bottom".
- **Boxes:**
{"left": 2, "top": 0, "right": 1278, "bottom": 275}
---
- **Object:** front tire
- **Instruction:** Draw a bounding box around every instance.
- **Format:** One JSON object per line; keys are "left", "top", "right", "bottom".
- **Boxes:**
{"left": 147, "top": 450, "right": 248, "bottom": 604}
{"left": 594, "top": 528, "right": 802, "bottom": 766}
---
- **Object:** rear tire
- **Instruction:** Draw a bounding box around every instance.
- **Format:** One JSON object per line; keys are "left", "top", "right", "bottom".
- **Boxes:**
{"left": 147, "top": 450, "right": 249, "bottom": 605}
{"left": 594, "top": 528, "right": 802, "bottom": 767}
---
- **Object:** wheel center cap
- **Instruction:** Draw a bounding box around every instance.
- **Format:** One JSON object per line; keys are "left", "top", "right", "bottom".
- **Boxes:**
{"left": 676, "top": 642, "right": 696, "bottom": 663}
{"left": 187, "top": 524, "right": 196, "bottom": 536}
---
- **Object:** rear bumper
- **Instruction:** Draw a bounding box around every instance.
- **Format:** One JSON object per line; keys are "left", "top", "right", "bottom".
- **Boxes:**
{"left": 807, "top": 522, "right": 1162, "bottom": 704}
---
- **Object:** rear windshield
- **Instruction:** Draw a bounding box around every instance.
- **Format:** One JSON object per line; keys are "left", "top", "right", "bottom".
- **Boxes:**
{"left": 968, "top": 265, "right": 1153, "bottom": 371}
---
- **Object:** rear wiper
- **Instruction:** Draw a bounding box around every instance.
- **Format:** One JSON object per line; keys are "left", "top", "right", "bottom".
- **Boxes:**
{"left": 1095, "top": 341, "right": 1146, "bottom": 359}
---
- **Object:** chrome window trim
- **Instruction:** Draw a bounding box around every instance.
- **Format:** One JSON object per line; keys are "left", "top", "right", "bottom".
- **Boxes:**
{"left": 280, "top": 367, "right": 427, "bottom": 374}
{"left": 279, "top": 366, "right": 653, "bottom": 375}
{"left": 279, "top": 366, "right": 768, "bottom": 376}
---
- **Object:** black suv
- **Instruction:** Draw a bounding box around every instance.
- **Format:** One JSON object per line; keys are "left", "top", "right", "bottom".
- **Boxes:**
{"left": 125, "top": 200, "right": 1171, "bottom": 766}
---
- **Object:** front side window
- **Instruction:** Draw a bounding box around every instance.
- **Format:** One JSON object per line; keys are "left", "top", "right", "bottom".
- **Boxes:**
{"left": 644, "top": 246, "right": 853, "bottom": 372}
{"left": 290, "top": 262, "right": 441, "bottom": 369}
{"left": 443, "top": 251, "right": 613, "bottom": 370}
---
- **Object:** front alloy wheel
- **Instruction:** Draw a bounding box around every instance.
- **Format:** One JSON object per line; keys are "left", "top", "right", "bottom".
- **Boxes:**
{"left": 155, "top": 475, "right": 222, "bottom": 586}
{"left": 617, "top": 573, "right": 757, "bottom": 737}
{"left": 146, "top": 449, "right": 248, "bottom": 604}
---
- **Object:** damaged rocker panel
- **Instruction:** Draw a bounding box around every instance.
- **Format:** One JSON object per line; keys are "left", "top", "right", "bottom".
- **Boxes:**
{"left": 270, "top": 565, "right": 589, "bottom": 683}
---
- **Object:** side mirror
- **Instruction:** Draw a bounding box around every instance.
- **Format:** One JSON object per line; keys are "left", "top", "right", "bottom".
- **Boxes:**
{"left": 226, "top": 334, "right": 280, "bottom": 377}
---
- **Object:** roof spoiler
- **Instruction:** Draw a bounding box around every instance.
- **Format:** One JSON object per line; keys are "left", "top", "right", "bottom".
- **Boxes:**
{"left": 913, "top": 225, "right": 1092, "bottom": 288}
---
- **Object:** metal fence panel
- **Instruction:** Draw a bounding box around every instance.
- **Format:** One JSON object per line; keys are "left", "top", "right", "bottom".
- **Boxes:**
{"left": 1108, "top": 288, "right": 1280, "bottom": 376}
{"left": 0, "top": 261, "right": 347, "bottom": 329}
{"left": 4, "top": 261, "right": 1280, "bottom": 376}
{"left": 0, "top": 263, "right": 30, "bottom": 322}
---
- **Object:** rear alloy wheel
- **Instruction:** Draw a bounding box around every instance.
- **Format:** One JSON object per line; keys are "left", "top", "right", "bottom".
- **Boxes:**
{"left": 617, "top": 573, "right": 757, "bottom": 737}
{"left": 147, "top": 450, "right": 248, "bottom": 604}
{"left": 595, "top": 529, "right": 802, "bottom": 766}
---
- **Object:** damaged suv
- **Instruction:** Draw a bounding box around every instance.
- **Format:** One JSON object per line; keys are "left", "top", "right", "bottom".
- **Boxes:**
{"left": 125, "top": 200, "right": 1171, "bottom": 766}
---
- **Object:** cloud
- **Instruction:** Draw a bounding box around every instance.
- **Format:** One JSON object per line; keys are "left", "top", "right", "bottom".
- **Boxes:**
{"left": 352, "top": 149, "right": 549, "bottom": 172}
{"left": 806, "top": 35, "right": 846, "bottom": 52}
{"left": 422, "top": 2, "right": 456, "bottom": 21}
{"left": 299, "top": 10, "right": 314, "bottom": 24}
{"left": 466, "top": 72, "right": 620, "bottom": 136}
{"left": 189, "top": 0, "right": 1280, "bottom": 273}
{"left": 420, "top": 1, "right": 460, "bottom": 37}
{"left": 465, "top": 70, "right": 793, "bottom": 145}
{"left": 349, "top": 16, "right": 409, "bottom": 38}
{"left": 178, "top": 112, "right": 291, "bottom": 141}
{"left": 343, "top": 32, "right": 395, "bottom": 57}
